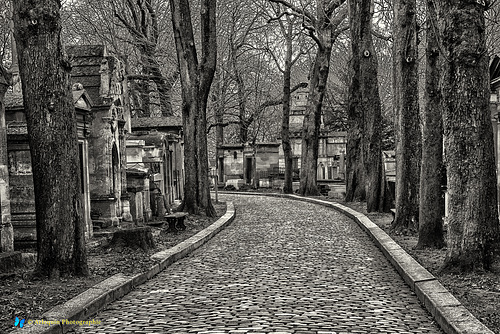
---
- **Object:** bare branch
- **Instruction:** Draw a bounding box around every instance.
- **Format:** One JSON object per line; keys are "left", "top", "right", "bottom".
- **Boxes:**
{"left": 372, "top": 29, "right": 392, "bottom": 42}
{"left": 267, "top": 11, "right": 292, "bottom": 23}
{"left": 207, "top": 120, "right": 241, "bottom": 133}
{"left": 326, "top": 0, "right": 346, "bottom": 18}
{"left": 268, "top": 0, "right": 316, "bottom": 26}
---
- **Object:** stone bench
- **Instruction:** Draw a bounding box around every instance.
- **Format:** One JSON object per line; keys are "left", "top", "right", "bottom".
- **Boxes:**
{"left": 164, "top": 212, "right": 188, "bottom": 232}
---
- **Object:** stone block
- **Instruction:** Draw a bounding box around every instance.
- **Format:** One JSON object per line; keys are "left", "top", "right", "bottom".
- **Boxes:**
{"left": 272, "top": 179, "right": 284, "bottom": 189}
{"left": 259, "top": 179, "right": 271, "bottom": 188}
{"left": 415, "top": 279, "right": 461, "bottom": 318}
{"left": 327, "top": 189, "right": 345, "bottom": 199}
{"left": 226, "top": 179, "right": 245, "bottom": 190}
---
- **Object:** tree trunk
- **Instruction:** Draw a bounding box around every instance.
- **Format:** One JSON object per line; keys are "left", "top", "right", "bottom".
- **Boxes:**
{"left": 237, "top": 84, "right": 249, "bottom": 144}
{"left": 345, "top": 122, "right": 365, "bottom": 201}
{"left": 282, "top": 34, "right": 293, "bottom": 194}
{"left": 214, "top": 81, "right": 224, "bottom": 184}
{"left": 438, "top": 0, "right": 500, "bottom": 272}
{"left": 417, "top": 0, "right": 445, "bottom": 249}
{"left": 392, "top": 0, "right": 421, "bottom": 233}
{"left": 109, "top": 227, "right": 155, "bottom": 251}
{"left": 228, "top": 41, "right": 249, "bottom": 144}
{"left": 13, "top": 0, "right": 88, "bottom": 278}
{"left": 170, "top": 0, "right": 216, "bottom": 217}
{"left": 269, "top": 0, "right": 347, "bottom": 197}
{"left": 299, "top": 44, "right": 332, "bottom": 196}
{"left": 346, "top": 0, "right": 386, "bottom": 212}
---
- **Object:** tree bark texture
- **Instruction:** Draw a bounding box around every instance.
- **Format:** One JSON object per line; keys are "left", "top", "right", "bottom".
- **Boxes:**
{"left": 13, "top": 0, "right": 88, "bottom": 277}
{"left": 346, "top": 0, "right": 386, "bottom": 212}
{"left": 392, "top": 0, "right": 421, "bottom": 232}
{"left": 234, "top": 62, "right": 249, "bottom": 144}
{"left": 417, "top": 0, "right": 445, "bottom": 249}
{"left": 281, "top": 26, "right": 294, "bottom": 194}
{"left": 345, "top": 1, "right": 365, "bottom": 203}
{"left": 298, "top": 1, "right": 347, "bottom": 196}
{"left": 299, "top": 44, "right": 331, "bottom": 196}
{"left": 214, "top": 80, "right": 224, "bottom": 179}
{"left": 438, "top": 1, "right": 500, "bottom": 272}
{"left": 170, "top": 0, "right": 216, "bottom": 217}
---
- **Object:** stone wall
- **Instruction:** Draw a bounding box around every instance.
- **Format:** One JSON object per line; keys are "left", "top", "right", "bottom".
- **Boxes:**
{"left": 222, "top": 146, "right": 244, "bottom": 180}
{"left": 0, "top": 73, "right": 13, "bottom": 252}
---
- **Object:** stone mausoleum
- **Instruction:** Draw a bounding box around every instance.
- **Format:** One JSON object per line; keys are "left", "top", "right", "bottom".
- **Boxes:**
{"left": 66, "top": 45, "right": 131, "bottom": 228}
{"left": 0, "top": 44, "right": 186, "bottom": 249}
{"left": 4, "top": 82, "right": 95, "bottom": 247}
{"left": 217, "top": 86, "right": 347, "bottom": 190}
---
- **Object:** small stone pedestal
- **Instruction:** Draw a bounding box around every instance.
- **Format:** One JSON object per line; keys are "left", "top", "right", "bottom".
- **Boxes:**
{"left": 164, "top": 213, "right": 188, "bottom": 232}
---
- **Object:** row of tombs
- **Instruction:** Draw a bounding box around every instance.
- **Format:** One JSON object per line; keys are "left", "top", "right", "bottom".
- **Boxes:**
{"left": 1, "top": 45, "right": 185, "bottom": 250}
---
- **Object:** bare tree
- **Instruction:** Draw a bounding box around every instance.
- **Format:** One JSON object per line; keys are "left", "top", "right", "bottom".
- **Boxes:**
{"left": 486, "top": 0, "right": 500, "bottom": 55}
{"left": 61, "top": 0, "right": 177, "bottom": 117}
{"left": 265, "top": 6, "right": 311, "bottom": 193}
{"left": 417, "top": 0, "right": 444, "bottom": 249}
{"left": 269, "top": 0, "right": 348, "bottom": 196}
{"left": 113, "top": 0, "right": 176, "bottom": 116}
{"left": 170, "top": 0, "right": 216, "bottom": 216}
{"left": 0, "top": 0, "right": 12, "bottom": 65}
{"left": 437, "top": 0, "right": 500, "bottom": 273}
{"left": 13, "top": 0, "right": 88, "bottom": 277}
{"left": 391, "top": 0, "right": 421, "bottom": 233}
{"left": 346, "top": 0, "right": 388, "bottom": 212}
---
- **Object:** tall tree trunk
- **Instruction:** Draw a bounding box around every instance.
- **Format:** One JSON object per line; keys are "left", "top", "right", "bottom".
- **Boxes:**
{"left": 299, "top": 43, "right": 332, "bottom": 196}
{"left": 282, "top": 32, "right": 293, "bottom": 194}
{"left": 214, "top": 79, "right": 224, "bottom": 182}
{"left": 235, "top": 65, "right": 248, "bottom": 143}
{"left": 417, "top": 0, "right": 445, "bottom": 249}
{"left": 392, "top": 0, "right": 421, "bottom": 233}
{"left": 438, "top": 0, "right": 500, "bottom": 272}
{"left": 138, "top": 76, "right": 151, "bottom": 117}
{"left": 170, "top": 0, "right": 216, "bottom": 217}
{"left": 345, "top": 1, "right": 365, "bottom": 204}
{"left": 346, "top": 0, "right": 386, "bottom": 212}
{"left": 345, "top": 120, "right": 365, "bottom": 201}
{"left": 269, "top": 0, "right": 347, "bottom": 197}
{"left": 13, "top": 0, "right": 88, "bottom": 278}
{"left": 142, "top": 50, "right": 175, "bottom": 116}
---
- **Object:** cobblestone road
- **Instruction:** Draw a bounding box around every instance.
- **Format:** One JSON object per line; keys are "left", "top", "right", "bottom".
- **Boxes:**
{"left": 74, "top": 194, "right": 443, "bottom": 334}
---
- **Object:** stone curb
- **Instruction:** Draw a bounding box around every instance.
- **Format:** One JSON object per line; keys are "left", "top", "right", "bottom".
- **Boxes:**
{"left": 219, "top": 191, "right": 494, "bottom": 334}
{"left": 11, "top": 202, "right": 235, "bottom": 334}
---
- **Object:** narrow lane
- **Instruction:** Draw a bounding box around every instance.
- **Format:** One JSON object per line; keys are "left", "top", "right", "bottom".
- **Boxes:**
{"left": 74, "top": 194, "right": 443, "bottom": 334}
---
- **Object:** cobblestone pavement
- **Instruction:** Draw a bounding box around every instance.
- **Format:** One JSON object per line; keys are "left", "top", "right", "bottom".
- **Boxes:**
{"left": 74, "top": 194, "right": 443, "bottom": 334}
